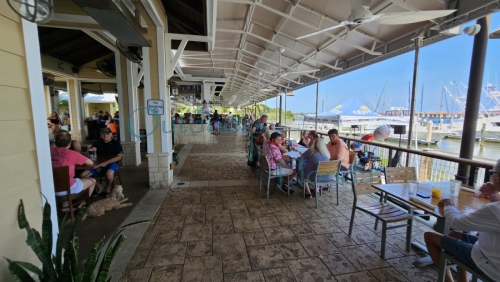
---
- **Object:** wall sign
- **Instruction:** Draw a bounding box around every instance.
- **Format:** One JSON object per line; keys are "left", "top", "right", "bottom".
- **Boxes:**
{"left": 147, "top": 99, "right": 164, "bottom": 115}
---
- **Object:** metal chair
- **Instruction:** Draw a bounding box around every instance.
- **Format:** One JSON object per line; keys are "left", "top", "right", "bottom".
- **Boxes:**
{"left": 438, "top": 251, "right": 494, "bottom": 282}
{"left": 259, "top": 155, "right": 290, "bottom": 198}
{"left": 53, "top": 166, "right": 90, "bottom": 222}
{"left": 349, "top": 172, "right": 413, "bottom": 258}
{"left": 305, "top": 160, "right": 341, "bottom": 208}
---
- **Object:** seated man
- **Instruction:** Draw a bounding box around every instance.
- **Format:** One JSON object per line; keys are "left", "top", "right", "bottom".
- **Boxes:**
{"left": 51, "top": 131, "right": 95, "bottom": 208}
{"left": 326, "top": 129, "right": 350, "bottom": 171}
{"left": 81, "top": 128, "right": 123, "bottom": 196}
{"left": 423, "top": 159, "right": 500, "bottom": 282}
{"left": 263, "top": 132, "right": 296, "bottom": 194}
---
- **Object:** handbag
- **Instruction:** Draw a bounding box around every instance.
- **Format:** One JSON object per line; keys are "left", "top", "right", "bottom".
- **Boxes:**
{"left": 364, "top": 158, "right": 373, "bottom": 171}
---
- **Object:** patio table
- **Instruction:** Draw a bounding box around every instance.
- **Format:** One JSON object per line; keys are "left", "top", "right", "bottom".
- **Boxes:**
{"left": 372, "top": 181, "right": 489, "bottom": 267}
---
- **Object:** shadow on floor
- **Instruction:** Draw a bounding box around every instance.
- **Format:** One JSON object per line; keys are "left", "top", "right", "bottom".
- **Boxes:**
{"left": 65, "top": 153, "right": 150, "bottom": 269}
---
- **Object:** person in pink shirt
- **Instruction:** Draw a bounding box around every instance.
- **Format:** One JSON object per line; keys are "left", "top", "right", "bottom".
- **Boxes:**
{"left": 51, "top": 131, "right": 95, "bottom": 208}
{"left": 263, "top": 132, "right": 296, "bottom": 194}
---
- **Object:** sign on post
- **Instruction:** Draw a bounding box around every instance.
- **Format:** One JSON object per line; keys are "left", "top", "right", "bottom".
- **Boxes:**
{"left": 147, "top": 99, "right": 164, "bottom": 115}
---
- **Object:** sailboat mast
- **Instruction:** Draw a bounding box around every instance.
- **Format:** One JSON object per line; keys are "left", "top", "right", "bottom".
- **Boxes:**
{"left": 420, "top": 85, "right": 424, "bottom": 113}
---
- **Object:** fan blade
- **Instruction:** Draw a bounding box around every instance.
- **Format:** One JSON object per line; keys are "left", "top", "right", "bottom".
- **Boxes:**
{"left": 374, "top": 10, "right": 455, "bottom": 25}
{"left": 490, "top": 26, "right": 500, "bottom": 39}
{"left": 297, "top": 22, "right": 349, "bottom": 40}
{"left": 284, "top": 69, "right": 320, "bottom": 76}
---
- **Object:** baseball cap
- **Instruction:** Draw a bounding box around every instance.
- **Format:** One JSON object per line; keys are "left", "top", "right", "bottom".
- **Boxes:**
{"left": 491, "top": 159, "right": 500, "bottom": 175}
{"left": 100, "top": 128, "right": 112, "bottom": 134}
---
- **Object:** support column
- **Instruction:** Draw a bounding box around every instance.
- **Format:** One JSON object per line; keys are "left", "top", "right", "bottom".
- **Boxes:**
{"left": 146, "top": 25, "right": 174, "bottom": 189}
{"left": 279, "top": 95, "right": 282, "bottom": 125}
{"left": 457, "top": 16, "right": 490, "bottom": 184}
{"left": 407, "top": 38, "right": 422, "bottom": 151}
{"left": 66, "top": 79, "right": 85, "bottom": 141}
{"left": 315, "top": 80, "right": 319, "bottom": 131}
{"left": 115, "top": 52, "right": 141, "bottom": 167}
{"left": 44, "top": 86, "right": 51, "bottom": 117}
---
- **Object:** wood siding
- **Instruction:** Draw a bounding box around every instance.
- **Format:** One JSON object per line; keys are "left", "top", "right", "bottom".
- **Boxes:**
{"left": 0, "top": 2, "right": 45, "bottom": 280}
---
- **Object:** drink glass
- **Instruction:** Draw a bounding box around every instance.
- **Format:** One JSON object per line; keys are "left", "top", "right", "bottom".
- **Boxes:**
{"left": 449, "top": 180, "right": 461, "bottom": 197}
{"left": 431, "top": 186, "right": 442, "bottom": 198}
{"left": 408, "top": 180, "right": 419, "bottom": 196}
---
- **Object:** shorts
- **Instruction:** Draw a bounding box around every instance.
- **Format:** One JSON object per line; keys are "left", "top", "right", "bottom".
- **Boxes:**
{"left": 88, "top": 162, "right": 119, "bottom": 177}
{"left": 55, "top": 178, "right": 83, "bottom": 197}
{"left": 440, "top": 234, "right": 487, "bottom": 277}
{"left": 214, "top": 122, "right": 220, "bottom": 129}
{"left": 271, "top": 168, "right": 295, "bottom": 176}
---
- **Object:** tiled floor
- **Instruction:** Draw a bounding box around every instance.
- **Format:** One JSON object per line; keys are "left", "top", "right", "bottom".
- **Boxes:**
{"left": 119, "top": 130, "right": 439, "bottom": 282}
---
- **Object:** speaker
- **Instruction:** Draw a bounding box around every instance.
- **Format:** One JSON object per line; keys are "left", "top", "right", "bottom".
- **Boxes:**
{"left": 351, "top": 125, "right": 359, "bottom": 128}
{"left": 394, "top": 125, "right": 406, "bottom": 135}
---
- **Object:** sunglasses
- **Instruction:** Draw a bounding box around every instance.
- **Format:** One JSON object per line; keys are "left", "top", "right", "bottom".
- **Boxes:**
{"left": 489, "top": 170, "right": 498, "bottom": 176}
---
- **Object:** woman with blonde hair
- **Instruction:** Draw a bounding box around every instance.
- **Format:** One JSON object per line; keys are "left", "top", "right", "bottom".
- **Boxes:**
{"left": 300, "top": 138, "right": 330, "bottom": 198}
{"left": 307, "top": 130, "right": 318, "bottom": 148}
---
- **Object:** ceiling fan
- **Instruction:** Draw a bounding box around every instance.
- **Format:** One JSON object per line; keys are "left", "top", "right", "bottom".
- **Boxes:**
{"left": 297, "top": 0, "right": 455, "bottom": 40}
{"left": 263, "top": 47, "right": 319, "bottom": 81}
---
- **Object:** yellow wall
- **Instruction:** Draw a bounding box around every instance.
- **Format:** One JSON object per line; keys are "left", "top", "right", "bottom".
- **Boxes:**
{"left": 86, "top": 103, "right": 114, "bottom": 117}
{"left": 0, "top": 2, "right": 45, "bottom": 281}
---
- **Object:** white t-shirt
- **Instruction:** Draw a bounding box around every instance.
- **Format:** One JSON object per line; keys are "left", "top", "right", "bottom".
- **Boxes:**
{"left": 227, "top": 114, "right": 233, "bottom": 120}
{"left": 445, "top": 202, "right": 500, "bottom": 280}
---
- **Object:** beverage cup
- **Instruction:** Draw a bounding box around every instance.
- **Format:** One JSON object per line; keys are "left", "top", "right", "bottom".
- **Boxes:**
{"left": 449, "top": 180, "right": 461, "bottom": 197}
{"left": 431, "top": 186, "right": 442, "bottom": 198}
{"left": 408, "top": 180, "right": 418, "bottom": 196}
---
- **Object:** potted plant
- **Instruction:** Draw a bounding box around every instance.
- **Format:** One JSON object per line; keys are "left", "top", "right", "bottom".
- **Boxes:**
{"left": 5, "top": 199, "right": 148, "bottom": 281}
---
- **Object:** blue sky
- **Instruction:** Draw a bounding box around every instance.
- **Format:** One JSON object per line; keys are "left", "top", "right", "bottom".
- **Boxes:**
{"left": 264, "top": 13, "right": 500, "bottom": 114}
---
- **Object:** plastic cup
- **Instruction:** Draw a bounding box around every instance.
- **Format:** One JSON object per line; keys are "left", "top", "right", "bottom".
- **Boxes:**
{"left": 408, "top": 181, "right": 419, "bottom": 196}
{"left": 449, "top": 180, "right": 461, "bottom": 197}
{"left": 431, "top": 186, "right": 442, "bottom": 198}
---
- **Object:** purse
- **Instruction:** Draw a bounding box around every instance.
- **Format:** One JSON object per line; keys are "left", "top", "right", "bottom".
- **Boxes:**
{"left": 364, "top": 158, "right": 373, "bottom": 171}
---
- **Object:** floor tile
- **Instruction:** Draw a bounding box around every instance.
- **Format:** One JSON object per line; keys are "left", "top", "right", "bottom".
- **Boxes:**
{"left": 298, "top": 235, "right": 339, "bottom": 257}
{"left": 118, "top": 267, "right": 153, "bottom": 281}
{"left": 184, "top": 213, "right": 205, "bottom": 225}
{"left": 262, "top": 226, "right": 298, "bottom": 244}
{"left": 126, "top": 249, "right": 150, "bottom": 270}
{"left": 324, "top": 232, "right": 357, "bottom": 247}
{"left": 222, "top": 253, "right": 252, "bottom": 273}
{"left": 243, "top": 231, "right": 269, "bottom": 246}
{"left": 278, "top": 242, "right": 309, "bottom": 260}
{"left": 321, "top": 253, "right": 359, "bottom": 276}
{"left": 213, "top": 233, "right": 246, "bottom": 255}
{"left": 231, "top": 209, "right": 250, "bottom": 219}
{"left": 340, "top": 226, "right": 381, "bottom": 244}
{"left": 224, "top": 271, "right": 266, "bottom": 282}
{"left": 387, "top": 255, "right": 438, "bottom": 282}
{"left": 369, "top": 267, "right": 409, "bottom": 282}
{"left": 213, "top": 221, "right": 234, "bottom": 234}
{"left": 206, "top": 209, "right": 232, "bottom": 223}
{"left": 307, "top": 218, "right": 342, "bottom": 234}
{"left": 180, "top": 223, "right": 212, "bottom": 241}
{"left": 262, "top": 268, "right": 296, "bottom": 282}
{"left": 287, "top": 257, "right": 336, "bottom": 281}
{"left": 149, "top": 265, "right": 183, "bottom": 282}
{"left": 154, "top": 215, "right": 184, "bottom": 230}
{"left": 247, "top": 245, "right": 287, "bottom": 270}
{"left": 233, "top": 217, "right": 262, "bottom": 232}
{"left": 155, "top": 229, "right": 181, "bottom": 244}
{"left": 181, "top": 256, "right": 223, "bottom": 282}
{"left": 180, "top": 204, "right": 205, "bottom": 215}
{"left": 366, "top": 241, "right": 406, "bottom": 259}
{"left": 144, "top": 243, "right": 187, "bottom": 267}
{"left": 257, "top": 215, "right": 281, "bottom": 228}
{"left": 136, "top": 231, "right": 158, "bottom": 250}
{"left": 338, "top": 244, "right": 390, "bottom": 271}
{"left": 334, "top": 271, "right": 378, "bottom": 282}
{"left": 288, "top": 224, "right": 316, "bottom": 237}
{"left": 186, "top": 240, "right": 212, "bottom": 257}
{"left": 274, "top": 212, "right": 305, "bottom": 226}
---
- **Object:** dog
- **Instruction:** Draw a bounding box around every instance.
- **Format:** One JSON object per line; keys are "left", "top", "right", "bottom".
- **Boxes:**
{"left": 85, "top": 185, "right": 132, "bottom": 218}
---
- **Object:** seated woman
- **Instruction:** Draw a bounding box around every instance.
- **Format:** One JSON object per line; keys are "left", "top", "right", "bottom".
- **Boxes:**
{"left": 308, "top": 130, "right": 318, "bottom": 148}
{"left": 51, "top": 131, "right": 96, "bottom": 209}
{"left": 299, "top": 139, "right": 331, "bottom": 198}
{"left": 47, "top": 111, "right": 61, "bottom": 132}
{"left": 423, "top": 159, "right": 500, "bottom": 282}
{"left": 263, "top": 132, "right": 296, "bottom": 194}
{"left": 298, "top": 131, "right": 311, "bottom": 147}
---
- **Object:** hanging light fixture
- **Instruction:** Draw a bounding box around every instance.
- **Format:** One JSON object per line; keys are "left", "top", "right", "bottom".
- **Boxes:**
{"left": 7, "top": 0, "right": 54, "bottom": 23}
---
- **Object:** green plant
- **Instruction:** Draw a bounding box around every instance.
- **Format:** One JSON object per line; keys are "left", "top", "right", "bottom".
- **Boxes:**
{"left": 172, "top": 145, "right": 180, "bottom": 165}
{"left": 5, "top": 200, "right": 148, "bottom": 282}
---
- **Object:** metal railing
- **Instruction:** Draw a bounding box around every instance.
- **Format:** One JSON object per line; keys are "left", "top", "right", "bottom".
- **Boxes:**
{"left": 280, "top": 127, "right": 494, "bottom": 187}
